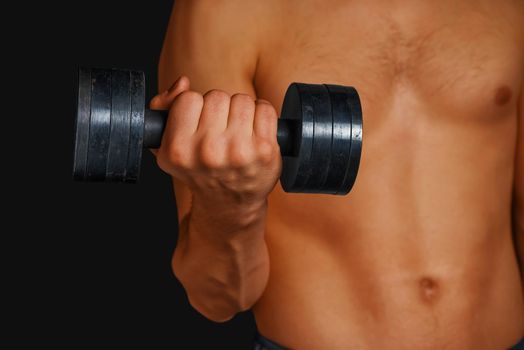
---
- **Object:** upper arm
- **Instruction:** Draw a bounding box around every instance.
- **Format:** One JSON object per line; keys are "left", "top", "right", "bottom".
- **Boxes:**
{"left": 158, "top": 0, "right": 263, "bottom": 220}
{"left": 515, "top": 84, "right": 524, "bottom": 233}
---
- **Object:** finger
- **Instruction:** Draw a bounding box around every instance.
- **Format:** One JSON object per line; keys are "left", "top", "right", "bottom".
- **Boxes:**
{"left": 197, "top": 90, "right": 230, "bottom": 135}
{"left": 253, "top": 99, "right": 278, "bottom": 140}
{"left": 161, "top": 90, "right": 204, "bottom": 147}
{"left": 227, "top": 93, "right": 255, "bottom": 138}
{"left": 149, "top": 76, "right": 191, "bottom": 110}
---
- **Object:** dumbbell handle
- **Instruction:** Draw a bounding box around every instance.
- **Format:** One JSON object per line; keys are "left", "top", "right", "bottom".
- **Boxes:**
{"left": 143, "top": 110, "right": 297, "bottom": 156}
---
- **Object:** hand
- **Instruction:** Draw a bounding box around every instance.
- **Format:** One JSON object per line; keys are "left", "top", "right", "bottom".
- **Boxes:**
{"left": 150, "top": 77, "right": 282, "bottom": 208}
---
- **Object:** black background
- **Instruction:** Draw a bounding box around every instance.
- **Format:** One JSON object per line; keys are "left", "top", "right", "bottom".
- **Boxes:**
{"left": 12, "top": 1, "right": 255, "bottom": 348}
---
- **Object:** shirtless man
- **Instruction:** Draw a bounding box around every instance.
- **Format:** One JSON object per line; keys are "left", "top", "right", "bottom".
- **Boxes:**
{"left": 149, "top": 1, "right": 524, "bottom": 349}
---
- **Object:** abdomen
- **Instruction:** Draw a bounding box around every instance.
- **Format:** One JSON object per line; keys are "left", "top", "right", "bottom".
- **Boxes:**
{"left": 255, "top": 101, "right": 524, "bottom": 349}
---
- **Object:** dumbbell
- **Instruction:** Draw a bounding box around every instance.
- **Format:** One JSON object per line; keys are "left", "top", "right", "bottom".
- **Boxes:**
{"left": 73, "top": 68, "right": 363, "bottom": 195}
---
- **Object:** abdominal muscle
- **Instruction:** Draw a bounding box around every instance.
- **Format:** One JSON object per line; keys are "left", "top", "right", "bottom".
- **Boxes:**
{"left": 252, "top": 99, "right": 524, "bottom": 349}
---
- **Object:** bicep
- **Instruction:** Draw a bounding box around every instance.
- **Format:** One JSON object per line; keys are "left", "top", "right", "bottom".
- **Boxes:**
{"left": 515, "top": 84, "right": 524, "bottom": 232}
{"left": 158, "top": 0, "right": 259, "bottom": 220}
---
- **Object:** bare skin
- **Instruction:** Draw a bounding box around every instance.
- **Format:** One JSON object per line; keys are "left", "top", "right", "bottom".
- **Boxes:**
{"left": 152, "top": 1, "right": 524, "bottom": 349}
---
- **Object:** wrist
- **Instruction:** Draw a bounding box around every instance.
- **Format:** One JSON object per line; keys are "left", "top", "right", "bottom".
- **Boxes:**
{"left": 189, "top": 196, "right": 268, "bottom": 237}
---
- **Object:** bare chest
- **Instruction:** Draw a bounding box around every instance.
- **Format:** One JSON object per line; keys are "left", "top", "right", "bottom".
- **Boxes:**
{"left": 255, "top": 1, "right": 524, "bottom": 121}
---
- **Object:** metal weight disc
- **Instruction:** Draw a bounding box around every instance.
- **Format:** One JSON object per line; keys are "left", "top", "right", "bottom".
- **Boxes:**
{"left": 105, "top": 69, "right": 132, "bottom": 182}
{"left": 339, "top": 86, "right": 362, "bottom": 195}
{"left": 86, "top": 68, "right": 112, "bottom": 181}
{"left": 279, "top": 82, "right": 363, "bottom": 195}
{"left": 73, "top": 68, "right": 92, "bottom": 181}
{"left": 124, "top": 70, "right": 145, "bottom": 183}
{"left": 280, "top": 83, "right": 334, "bottom": 193}
{"left": 73, "top": 68, "right": 145, "bottom": 183}
{"left": 299, "top": 84, "right": 333, "bottom": 192}
{"left": 279, "top": 83, "right": 314, "bottom": 192}
{"left": 321, "top": 84, "right": 363, "bottom": 195}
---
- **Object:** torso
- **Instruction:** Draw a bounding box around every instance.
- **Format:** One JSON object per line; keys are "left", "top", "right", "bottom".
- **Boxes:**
{"left": 251, "top": 1, "right": 524, "bottom": 349}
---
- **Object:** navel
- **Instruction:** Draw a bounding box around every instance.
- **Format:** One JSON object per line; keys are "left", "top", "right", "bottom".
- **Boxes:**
{"left": 418, "top": 276, "right": 440, "bottom": 304}
{"left": 494, "top": 86, "right": 512, "bottom": 106}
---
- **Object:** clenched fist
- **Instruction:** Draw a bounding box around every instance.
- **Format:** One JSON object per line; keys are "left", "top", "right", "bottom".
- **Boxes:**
{"left": 150, "top": 77, "right": 282, "bottom": 207}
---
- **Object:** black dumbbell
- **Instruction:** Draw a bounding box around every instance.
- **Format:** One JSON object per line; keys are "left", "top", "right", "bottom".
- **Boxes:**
{"left": 73, "top": 68, "right": 363, "bottom": 195}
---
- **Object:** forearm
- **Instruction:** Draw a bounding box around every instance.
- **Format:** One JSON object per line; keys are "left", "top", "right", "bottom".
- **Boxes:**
{"left": 172, "top": 198, "right": 270, "bottom": 322}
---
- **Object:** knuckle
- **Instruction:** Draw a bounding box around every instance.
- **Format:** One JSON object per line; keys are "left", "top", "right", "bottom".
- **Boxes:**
{"left": 229, "top": 94, "right": 255, "bottom": 125}
{"left": 255, "top": 100, "right": 277, "bottom": 116}
{"left": 156, "top": 139, "right": 192, "bottom": 171}
{"left": 231, "top": 93, "right": 255, "bottom": 107}
{"left": 176, "top": 90, "right": 203, "bottom": 106}
{"left": 198, "top": 137, "right": 224, "bottom": 169}
{"left": 228, "top": 141, "right": 254, "bottom": 167}
{"left": 203, "top": 89, "right": 230, "bottom": 103}
{"left": 203, "top": 90, "right": 230, "bottom": 115}
{"left": 256, "top": 139, "right": 277, "bottom": 164}
{"left": 167, "top": 145, "right": 189, "bottom": 167}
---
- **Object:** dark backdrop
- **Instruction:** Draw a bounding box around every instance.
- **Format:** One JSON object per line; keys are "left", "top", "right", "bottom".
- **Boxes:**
{"left": 13, "top": 1, "right": 255, "bottom": 348}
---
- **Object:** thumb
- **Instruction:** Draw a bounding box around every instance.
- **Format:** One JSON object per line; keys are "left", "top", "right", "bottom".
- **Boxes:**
{"left": 148, "top": 76, "right": 190, "bottom": 156}
{"left": 149, "top": 76, "right": 191, "bottom": 110}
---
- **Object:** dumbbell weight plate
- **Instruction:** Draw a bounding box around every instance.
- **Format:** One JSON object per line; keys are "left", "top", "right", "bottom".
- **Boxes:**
{"left": 72, "top": 68, "right": 91, "bottom": 181}
{"left": 105, "top": 69, "right": 131, "bottom": 181}
{"left": 324, "top": 85, "right": 362, "bottom": 195}
{"left": 86, "top": 68, "right": 112, "bottom": 181}
{"left": 73, "top": 68, "right": 145, "bottom": 183}
{"left": 342, "top": 86, "right": 363, "bottom": 195}
{"left": 279, "top": 83, "right": 362, "bottom": 195}
{"left": 125, "top": 70, "right": 145, "bottom": 183}
{"left": 279, "top": 83, "right": 332, "bottom": 193}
